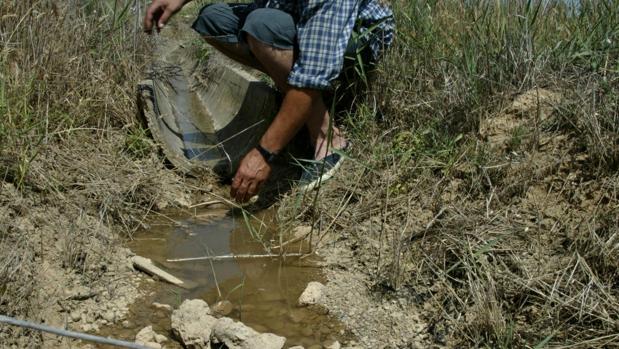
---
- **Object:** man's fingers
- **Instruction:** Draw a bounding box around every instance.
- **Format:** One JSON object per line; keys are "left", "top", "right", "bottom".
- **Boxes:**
{"left": 230, "top": 177, "right": 240, "bottom": 200}
{"left": 236, "top": 179, "right": 250, "bottom": 203}
{"left": 246, "top": 181, "right": 260, "bottom": 202}
{"left": 157, "top": 6, "right": 174, "bottom": 29}
{"left": 143, "top": 2, "right": 159, "bottom": 32}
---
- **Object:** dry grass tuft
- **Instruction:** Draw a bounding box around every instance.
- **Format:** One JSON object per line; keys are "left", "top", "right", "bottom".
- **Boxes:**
{"left": 0, "top": 1, "right": 201, "bottom": 343}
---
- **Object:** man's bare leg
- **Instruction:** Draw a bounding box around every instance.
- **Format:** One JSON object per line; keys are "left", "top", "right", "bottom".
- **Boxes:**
{"left": 245, "top": 35, "right": 347, "bottom": 160}
{"left": 204, "top": 35, "right": 347, "bottom": 160}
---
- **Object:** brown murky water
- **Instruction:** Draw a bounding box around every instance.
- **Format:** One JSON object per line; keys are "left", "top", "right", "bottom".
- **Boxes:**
{"left": 101, "top": 208, "right": 347, "bottom": 348}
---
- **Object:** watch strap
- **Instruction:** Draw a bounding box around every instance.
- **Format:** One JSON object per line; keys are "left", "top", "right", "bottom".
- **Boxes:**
{"left": 255, "top": 144, "right": 278, "bottom": 164}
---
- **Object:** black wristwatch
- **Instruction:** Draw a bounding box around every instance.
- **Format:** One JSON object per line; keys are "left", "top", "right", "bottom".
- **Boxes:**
{"left": 255, "top": 144, "right": 278, "bottom": 164}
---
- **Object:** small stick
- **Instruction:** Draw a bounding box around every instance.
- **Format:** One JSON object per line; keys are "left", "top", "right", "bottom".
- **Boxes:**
{"left": 167, "top": 253, "right": 304, "bottom": 262}
{"left": 189, "top": 200, "right": 226, "bottom": 209}
{"left": 132, "top": 256, "right": 184, "bottom": 286}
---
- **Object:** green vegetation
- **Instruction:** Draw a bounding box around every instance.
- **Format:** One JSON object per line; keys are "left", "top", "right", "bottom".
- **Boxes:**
{"left": 286, "top": 0, "right": 618, "bottom": 346}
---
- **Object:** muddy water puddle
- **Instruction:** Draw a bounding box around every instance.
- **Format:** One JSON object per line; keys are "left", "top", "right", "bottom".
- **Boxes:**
{"left": 100, "top": 208, "right": 347, "bottom": 348}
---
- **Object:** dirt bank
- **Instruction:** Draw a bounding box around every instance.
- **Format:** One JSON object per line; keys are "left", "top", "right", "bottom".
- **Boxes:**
{"left": 0, "top": 131, "right": 219, "bottom": 347}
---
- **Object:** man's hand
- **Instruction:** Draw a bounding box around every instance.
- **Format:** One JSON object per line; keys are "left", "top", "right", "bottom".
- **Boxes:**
{"left": 143, "top": 0, "right": 188, "bottom": 32}
{"left": 230, "top": 148, "right": 272, "bottom": 203}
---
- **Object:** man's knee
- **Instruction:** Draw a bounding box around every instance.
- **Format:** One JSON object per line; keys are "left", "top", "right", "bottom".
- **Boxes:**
{"left": 192, "top": 3, "right": 239, "bottom": 41}
{"left": 242, "top": 8, "right": 296, "bottom": 50}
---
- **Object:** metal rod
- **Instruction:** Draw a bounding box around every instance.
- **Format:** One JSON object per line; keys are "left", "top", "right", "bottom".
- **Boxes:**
{"left": 0, "top": 315, "right": 151, "bottom": 349}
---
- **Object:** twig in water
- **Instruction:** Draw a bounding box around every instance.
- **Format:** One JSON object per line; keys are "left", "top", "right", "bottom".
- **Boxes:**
{"left": 189, "top": 200, "right": 226, "bottom": 209}
{"left": 167, "top": 253, "right": 304, "bottom": 262}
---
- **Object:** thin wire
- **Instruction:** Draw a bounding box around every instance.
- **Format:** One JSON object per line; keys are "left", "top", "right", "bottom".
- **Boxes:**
{"left": 0, "top": 315, "right": 151, "bottom": 349}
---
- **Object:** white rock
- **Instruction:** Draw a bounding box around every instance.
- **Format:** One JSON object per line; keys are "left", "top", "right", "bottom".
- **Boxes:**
{"left": 298, "top": 282, "right": 325, "bottom": 306}
{"left": 212, "top": 317, "right": 286, "bottom": 349}
{"left": 211, "top": 300, "right": 233, "bottom": 316}
{"left": 70, "top": 311, "right": 81, "bottom": 322}
{"left": 171, "top": 299, "right": 217, "bottom": 349}
{"left": 324, "top": 340, "right": 341, "bottom": 349}
{"left": 155, "top": 335, "right": 168, "bottom": 344}
{"left": 289, "top": 346, "right": 305, "bottom": 349}
{"left": 102, "top": 310, "right": 115, "bottom": 323}
{"left": 152, "top": 302, "right": 173, "bottom": 312}
{"left": 136, "top": 326, "right": 156, "bottom": 343}
{"left": 136, "top": 326, "right": 167, "bottom": 345}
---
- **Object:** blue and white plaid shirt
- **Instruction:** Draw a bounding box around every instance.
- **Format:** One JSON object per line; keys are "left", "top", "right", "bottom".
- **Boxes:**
{"left": 255, "top": 0, "right": 395, "bottom": 90}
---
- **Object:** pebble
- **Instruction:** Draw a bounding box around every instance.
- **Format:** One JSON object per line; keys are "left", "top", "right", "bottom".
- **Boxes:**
{"left": 211, "top": 300, "right": 233, "bottom": 316}
{"left": 102, "top": 310, "right": 115, "bottom": 323}
{"left": 136, "top": 325, "right": 167, "bottom": 346}
{"left": 298, "top": 282, "right": 325, "bottom": 306}
{"left": 152, "top": 302, "right": 173, "bottom": 312}
{"left": 154, "top": 334, "right": 168, "bottom": 343}
{"left": 70, "top": 311, "right": 81, "bottom": 322}
{"left": 324, "top": 340, "right": 341, "bottom": 349}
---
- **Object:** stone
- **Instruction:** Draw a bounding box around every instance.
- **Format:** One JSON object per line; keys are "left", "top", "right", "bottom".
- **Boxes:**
{"left": 298, "top": 282, "right": 325, "bottom": 306}
{"left": 135, "top": 325, "right": 156, "bottom": 343}
{"left": 289, "top": 346, "right": 305, "bottom": 349}
{"left": 154, "top": 334, "right": 168, "bottom": 344}
{"left": 211, "top": 300, "right": 233, "bottom": 316}
{"left": 135, "top": 326, "right": 167, "bottom": 345}
{"left": 70, "top": 311, "right": 81, "bottom": 322}
{"left": 324, "top": 340, "right": 341, "bottom": 349}
{"left": 212, "top": 317, "right": 286, "bottom": 349}
{"left": 171, "top": 299, "right": 217, "bottom": 348}
{"left": 152, "top": 302, "right": 173, "bottom": 312}
{"left": 102, "top": 310, "right": 115, "bottom": 323}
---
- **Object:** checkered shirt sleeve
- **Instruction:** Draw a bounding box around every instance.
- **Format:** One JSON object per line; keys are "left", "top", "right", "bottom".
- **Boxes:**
{"left": 287, "top": 0, "right": 361, "bottom": 90}
{"left": 257, "top": 0, "right": 394, "bottom": 90}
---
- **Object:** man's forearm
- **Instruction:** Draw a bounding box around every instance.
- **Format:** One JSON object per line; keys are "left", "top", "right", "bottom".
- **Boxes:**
{"left": 259, "top": 88, "right": 325, "bottom": 153}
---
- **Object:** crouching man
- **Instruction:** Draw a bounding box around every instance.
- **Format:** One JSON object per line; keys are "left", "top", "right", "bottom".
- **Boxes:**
{"left": 144, "top": 0, "right": 394, "bottom": 202}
